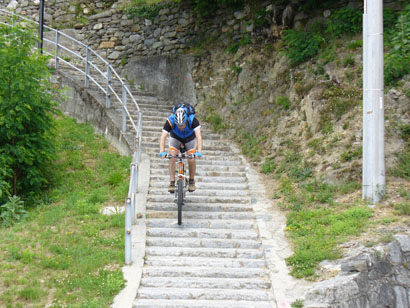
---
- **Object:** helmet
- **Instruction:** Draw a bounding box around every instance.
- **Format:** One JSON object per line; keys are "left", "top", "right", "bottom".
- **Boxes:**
{"left": 175, "top": 107, "right": 187, "bottom": 127}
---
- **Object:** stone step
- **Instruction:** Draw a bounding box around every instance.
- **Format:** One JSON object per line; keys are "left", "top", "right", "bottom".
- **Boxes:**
{"left": 144, "top": 256, "right": 266, "bottom": 269}
{"left": 142, "top": 266, "right": 269, "bottom": 279}
{"left": 146, "top": 227, "right": 259, "bottom": 240}
{"left": 147, "top": 188, "right": 249, "bottom": 197}
{"left": 142, "top": 140, "right": 232, "bottom": 150}
{"left": 142, "top": 136, "right": 229, "bottom": 144}
{"left": 150, "top": 169, "right": 246, "bottom": 178}
{"left": 146, "top": 237, "right": 261, "bottom": 250}
{"left": 146, "top": 210, "right": 254, "bottom": 221}
{"left": 149, "top": 175, "right": 247, "bottom": 184}
{"left": 146, "top": 218, "right": 257, "bottom": 230}
{"left": 142, "top": 126, "right": 221, "bottom": 137}
{"left": 150, "top": 157, "right": 242, "bottom": 165}
{"left": 133, "top": 299, "right": 274, "bottom": 308}
{"left": 139, "top": 277, "right": 271, "bottom": 290}
{"left": 137, "top": 287, "right": 271, "bottom": 301}
{"left": 144, "top": 148, "right": 236, "bottom": 157}
{"left": 147, "top": 195, "right": 251, "bottom": 204}
{"left": 145, "top": 247, "right": 264, "bottom": 259}
{"left": 149, "top": 181, "right": 248, "bottom": 190}
{"left": 145, "top": 202, "right": 253, "bottom": 213}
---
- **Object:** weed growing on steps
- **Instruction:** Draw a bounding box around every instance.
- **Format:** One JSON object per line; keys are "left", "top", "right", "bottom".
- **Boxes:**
{"left": 0, "top": 116, "right": 130, "bottom": 307}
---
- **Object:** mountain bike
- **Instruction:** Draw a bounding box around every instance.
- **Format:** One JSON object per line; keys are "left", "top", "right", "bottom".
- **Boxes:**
{"left": 166, "top": 153, "right": 195, "bottom": 225}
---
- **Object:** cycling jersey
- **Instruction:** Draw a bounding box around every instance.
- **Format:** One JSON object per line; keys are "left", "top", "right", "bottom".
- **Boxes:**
{"left": 163, "top": 115, "right": 200, "bottom": 143}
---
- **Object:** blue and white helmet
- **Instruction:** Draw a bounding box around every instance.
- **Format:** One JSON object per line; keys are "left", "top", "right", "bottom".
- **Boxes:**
{"left": 175, "top": 107, "right": 187, "bottom": 126}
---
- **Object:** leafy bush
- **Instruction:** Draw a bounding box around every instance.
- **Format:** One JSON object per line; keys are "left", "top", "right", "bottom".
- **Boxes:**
{"left": 0, "top": 21, "right": 59, "bottom": 205}
{"left": 282, "top": 29, "right": 322, "bottom": 64}
{"left": 325, "top": 8, "right": 362, "bottom": 38}
{"left": 0, "top": 196, "right": 27, "bottom": 227}
{"left": 384, "top": 5, "right": 410, "bottom": 86}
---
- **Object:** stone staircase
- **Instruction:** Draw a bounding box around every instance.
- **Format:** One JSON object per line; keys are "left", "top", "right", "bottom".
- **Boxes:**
{"left": 132, "top": 98, "right": 276, "bottom": 308}
{"left": 56, "top": 66, "right": 276, "bottom": 307}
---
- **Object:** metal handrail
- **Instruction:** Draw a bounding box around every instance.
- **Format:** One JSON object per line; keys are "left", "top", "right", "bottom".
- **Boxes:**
{"left": 0, "top": 8, "right": 142, "bottom": 265}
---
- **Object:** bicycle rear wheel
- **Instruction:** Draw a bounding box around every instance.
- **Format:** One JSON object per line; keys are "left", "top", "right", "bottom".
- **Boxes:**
{"left": 177, "top": 179, "right": 183, "bottom": 225}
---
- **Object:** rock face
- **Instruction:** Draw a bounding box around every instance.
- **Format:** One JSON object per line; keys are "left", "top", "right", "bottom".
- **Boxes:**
{"left": 304, "top": 234, "right": 410, "bottom": 308}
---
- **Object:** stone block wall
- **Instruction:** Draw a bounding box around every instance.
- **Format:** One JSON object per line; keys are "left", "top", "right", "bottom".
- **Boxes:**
{"left": 0, "top": 0, "right": 278, "bottom": 67}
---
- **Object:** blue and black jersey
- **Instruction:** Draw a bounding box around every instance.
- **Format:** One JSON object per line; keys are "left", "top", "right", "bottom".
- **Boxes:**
{"left": 163, "top": 114, "right": 200, "bottom": 143}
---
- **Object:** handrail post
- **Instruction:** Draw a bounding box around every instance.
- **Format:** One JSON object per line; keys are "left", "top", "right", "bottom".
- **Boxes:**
{"left": 122, "top": 85, "right": 127, "bottom": 132}
{"left": 106, "top": 65, "right": 112, "bottom": 108}
{"left": 55, "top": 30, "right": 60, "bottom": 69}
{"left": 131, "top": 193, "right": 136, "bottom": 225}
{"left": 125, "top": 197, "right": 132, "bottom": 265}
{"left": 85, "top": 46, "right": 90, "bottom": 87}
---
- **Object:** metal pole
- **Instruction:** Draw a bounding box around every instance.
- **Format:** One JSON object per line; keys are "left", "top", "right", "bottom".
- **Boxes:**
{"left": 362, "top": 0, "right": 385, "bottom": 203}
{"left": 125, "top": 197, "right": 132, "bottom": 265}
{"left": 85, "top": 46, "right": 90, "bottom": 87}
{"left": 122, "top": 85, "right": 127, "bottom": 132}
{"left": 55, "top": 30, "right": 60, "bottom": 69}
{"left": 106, "top": 65, "right": 112, "bottom": 108}
{"left": 38, "top": 0, "right": 45, "bottom": 53}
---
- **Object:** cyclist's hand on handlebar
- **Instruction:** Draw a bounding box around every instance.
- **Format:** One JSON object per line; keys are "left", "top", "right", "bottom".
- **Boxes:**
{"left": 195, "top": 152, "right": 202, "bottom": 158}
{"left": 159, "top": 152, "right": 167, "bottom": 158}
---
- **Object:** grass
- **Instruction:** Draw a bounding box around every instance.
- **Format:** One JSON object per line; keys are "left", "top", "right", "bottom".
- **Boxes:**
{"left": 261, "top": 147, "right": 376, "bottom": 278}
{"left": 0, "top": 116, "right": 131, "bottom": 308}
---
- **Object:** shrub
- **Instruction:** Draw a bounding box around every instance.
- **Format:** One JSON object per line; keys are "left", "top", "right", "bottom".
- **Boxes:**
{"left": 282, "top": 29, "right": 322, "bottom": 64}
{"left": 0, "top": 196, "right": 27, "bottom": 227}
{"left": 384, "top": 5, "right": 410, "bottom": 86}
{"left": 0, "top": 20, "right": 59, "bottom": 205}
{"left": 325, "top": 8, "right": 362, "bottom": 38}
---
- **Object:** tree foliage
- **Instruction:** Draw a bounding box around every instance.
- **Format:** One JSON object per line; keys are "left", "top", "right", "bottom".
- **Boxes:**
{"left": 0, "top": 20, "right": 58, "bottom": 206}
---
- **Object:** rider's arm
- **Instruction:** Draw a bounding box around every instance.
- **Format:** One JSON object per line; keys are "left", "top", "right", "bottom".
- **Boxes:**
{"left": 160, "top": 131, "right": 168, "bottom": 153}
{"left": 195, "top": 127, "right": 202, "bottom": 153}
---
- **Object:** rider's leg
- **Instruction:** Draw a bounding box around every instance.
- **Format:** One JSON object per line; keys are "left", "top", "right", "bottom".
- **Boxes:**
{"left": 168, "top": 139, "right": 181, "bottom": 193}
{"left": 186, "top": 139, "right": 197, "bottom": 192}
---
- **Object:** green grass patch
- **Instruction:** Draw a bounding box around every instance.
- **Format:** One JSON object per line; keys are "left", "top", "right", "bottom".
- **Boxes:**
{"left": 206, "top": 112, "right": 228, "bottom": 133}
{"left": 286, "top": 204, "right": 372, "bottom": 278}
{"left": 0, "top": 116, "right": 129, "bottom": 307}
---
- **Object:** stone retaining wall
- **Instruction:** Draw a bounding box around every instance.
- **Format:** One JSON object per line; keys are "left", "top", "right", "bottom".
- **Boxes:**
{"left": 1, "top": 0, "right": 402, "bottom": 68}
{"left": 53, "top": 70, "right": 133, "bottom": 156}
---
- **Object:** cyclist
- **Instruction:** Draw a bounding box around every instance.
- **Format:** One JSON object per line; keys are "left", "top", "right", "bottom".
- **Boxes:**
{"left": 159, "top": 103, "right": 203, "bottom": 193}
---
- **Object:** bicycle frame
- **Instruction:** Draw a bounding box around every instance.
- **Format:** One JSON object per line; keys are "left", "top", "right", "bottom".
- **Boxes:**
{"left": 166, "top": 153, "right": 194, "bottom": 225}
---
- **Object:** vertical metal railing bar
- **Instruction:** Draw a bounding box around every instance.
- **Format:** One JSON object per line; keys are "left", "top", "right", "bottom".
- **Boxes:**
{"left": 106, "top": 65, "right": 112, "bottom": 108}
{"left": 124, "top": 197, "right": 132, "bottom": 265}
{"left": 122, "top": 84, "right": 127, "bottom": 132}
{"left": 0, "top": 8, "right": 143, "bottom": 266}
{"left": 85, "top": 46, "right": 90, "bottom": 87}
{"left": 55, "top": 30, "right": 60, "bottom": 69}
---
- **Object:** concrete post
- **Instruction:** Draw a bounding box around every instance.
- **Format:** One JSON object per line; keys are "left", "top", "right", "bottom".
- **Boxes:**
{"left": 362, "top": 0, "right": 385, "bottom": 203}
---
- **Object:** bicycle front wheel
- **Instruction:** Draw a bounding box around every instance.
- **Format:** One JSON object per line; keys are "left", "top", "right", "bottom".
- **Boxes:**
{"left": 177, "top": 179, "right": 183, "bottom": 225}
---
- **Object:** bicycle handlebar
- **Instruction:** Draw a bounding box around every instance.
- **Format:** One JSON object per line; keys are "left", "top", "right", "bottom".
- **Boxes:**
{"left": 165, "top": 153, "right": 196, "bottom": 159}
